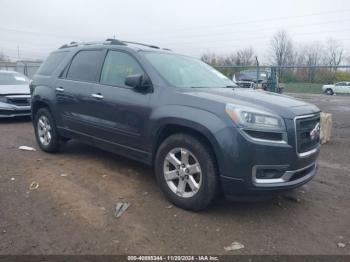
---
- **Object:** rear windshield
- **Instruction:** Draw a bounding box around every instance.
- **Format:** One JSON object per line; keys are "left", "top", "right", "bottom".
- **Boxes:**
{"left": 37, "top": 51, "right": 68, "bottom": 76}
{"left": 0, "top": 72, "right": 29, "bottom": 85}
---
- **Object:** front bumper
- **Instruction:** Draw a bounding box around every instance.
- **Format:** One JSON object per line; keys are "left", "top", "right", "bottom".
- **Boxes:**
{"left": 215, "top": 121, "right": 320, "bottom": 198}
{"left": 0, "top": 105, "right": 31, "bottom": 118}
{"left": 220, "top": 162, "right": 318, "bottom": 198}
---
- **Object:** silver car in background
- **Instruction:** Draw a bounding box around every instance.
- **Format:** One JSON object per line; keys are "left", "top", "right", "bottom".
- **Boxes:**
{"left": 0, "top": 70, "right": 31, "bottom": 118}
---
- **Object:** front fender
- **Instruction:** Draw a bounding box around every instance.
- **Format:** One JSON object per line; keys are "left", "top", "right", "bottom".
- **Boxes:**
{"left": 148, "top": 105, "right": 229, "bottom": 173}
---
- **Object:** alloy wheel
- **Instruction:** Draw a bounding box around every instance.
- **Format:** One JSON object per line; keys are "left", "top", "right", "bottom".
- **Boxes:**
{"left": 37, "top": 115, "right": 52, "bottom": 146}
{"left": 163, "top": 147, "right": 202, "bottom": 198}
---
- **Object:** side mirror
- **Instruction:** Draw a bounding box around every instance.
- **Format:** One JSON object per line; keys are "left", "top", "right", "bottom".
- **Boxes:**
{"left": 125, "top": 74, "right": 152, "bottom": 92}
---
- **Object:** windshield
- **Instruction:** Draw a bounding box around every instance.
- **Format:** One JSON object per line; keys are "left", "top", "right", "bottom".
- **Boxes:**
{"left": 237, "top": 71, "right": 269, "bottom": 81}
{"left": 142, "top": 52, "right": 236, "bottom": 88}
{"left": 0, "top": 72, "right": 30, "bottom": 85}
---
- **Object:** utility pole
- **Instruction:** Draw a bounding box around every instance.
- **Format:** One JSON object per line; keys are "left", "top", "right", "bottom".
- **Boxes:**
{"left": 17, "top": 45, "right": 20, "bottom": 60}
{"left": 255, "top": 56, "right": 259, "bottom": 89}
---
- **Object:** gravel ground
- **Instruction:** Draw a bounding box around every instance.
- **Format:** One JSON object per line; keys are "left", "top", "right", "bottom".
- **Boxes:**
{"left": 0, "top": 93, "right": 350, "bottom": 255}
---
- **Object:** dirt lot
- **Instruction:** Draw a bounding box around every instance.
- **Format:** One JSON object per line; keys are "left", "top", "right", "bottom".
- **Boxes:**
{"left": 1, "top": 93, "right": 350, "bottom": 255}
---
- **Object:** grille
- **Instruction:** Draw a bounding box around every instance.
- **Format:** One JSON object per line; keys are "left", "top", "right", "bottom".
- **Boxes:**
{"left": 6, "top": 96, "right": 31, "bottom": 106}
{"left": 238, "top": 82, "right": 254, "bottom": 88}
{"left": 295, "top": 114, "right": 320, "bottom": 154}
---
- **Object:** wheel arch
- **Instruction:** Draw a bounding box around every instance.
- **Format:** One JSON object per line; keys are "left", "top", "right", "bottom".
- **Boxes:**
{"left": 152, "top": 122, "right": 224, "bottom": 175}
{"left": 32, "top": 100, "right": 50, "bottom": 115}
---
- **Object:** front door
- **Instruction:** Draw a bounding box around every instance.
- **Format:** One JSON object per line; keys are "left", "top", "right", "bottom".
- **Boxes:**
{"left": 90, "top": 50, "right": 152, "bottom": 152}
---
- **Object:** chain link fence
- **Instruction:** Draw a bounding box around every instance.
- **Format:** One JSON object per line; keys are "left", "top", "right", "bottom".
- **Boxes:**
{"left": 1, "top": 60, "right": 350, "bottom": 94}
{"left": 0, "top": 61, "right": 42, "bottom": 78}
{"left": 215, "top": 65, "right": 350, "bottom": 94}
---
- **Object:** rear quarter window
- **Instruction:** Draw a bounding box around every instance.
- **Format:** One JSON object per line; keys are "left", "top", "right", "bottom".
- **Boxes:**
{"left": 37, "top": 52, "right": 69, "bottom": 76}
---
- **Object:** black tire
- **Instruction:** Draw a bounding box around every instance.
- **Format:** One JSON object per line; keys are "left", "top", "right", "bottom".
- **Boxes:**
{"left": 325, "top": 88, "right": 334, "bottom": 95}
{"left": 34, "top": 107, "right": 61, "bottom": 153}
{"left": 155, "top": 134, "right": 218, "bottom": 211}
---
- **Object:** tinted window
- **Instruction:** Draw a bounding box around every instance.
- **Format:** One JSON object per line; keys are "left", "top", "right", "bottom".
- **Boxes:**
{"left": 37, "top": 52, "right": 68, "bottom": 76}
{"left": 100, "top": 51, "right": 143, "bottom": 87}
{"left": 67, "top": 50, "right": 105, "bottom": 82}
{"left": 0, "top": 72, "right": 29, "bottom": 85}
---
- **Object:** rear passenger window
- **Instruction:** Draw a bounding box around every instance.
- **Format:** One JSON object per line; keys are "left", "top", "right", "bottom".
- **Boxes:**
{"left": 67, "top": 50, "right": 105, "bottom": 82}
{"left": 37, "top": 52, "right": 68, "bottom": 76}
{"left": 100, "top": 51, "right": 144, "bottom": 87}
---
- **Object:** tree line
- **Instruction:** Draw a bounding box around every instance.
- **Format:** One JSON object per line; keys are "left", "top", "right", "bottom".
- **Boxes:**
{"left": 201, "top": 29, "right": 350, "bottom": 83}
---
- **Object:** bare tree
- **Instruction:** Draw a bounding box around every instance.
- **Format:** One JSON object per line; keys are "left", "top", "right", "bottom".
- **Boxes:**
{"left": 235, "top": 47, "right": 255, "bottom": 66}
{"left": 269, "top": 29, "right": 294, "bottom": 67}
{"left": 325, "top": 38, "right": 343, "bottom": 70}
{"left": 298, "top": 43, "right": 324, "bottom": 82}
{"left": 268, "top": 29, "right": 295, "bottom": 81}
{"left": 200, "top": 52, "right": 221, "bottom": 66}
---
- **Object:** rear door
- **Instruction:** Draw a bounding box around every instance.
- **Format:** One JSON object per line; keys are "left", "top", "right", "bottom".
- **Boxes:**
{"left": 334, "top": 82, "right": 346, "bottom": 93}
{"left": 345, "top": 82, "right": 350, "bottom": 94}
{"left": 55, "top": 49, "right": 106, "bottom": 135}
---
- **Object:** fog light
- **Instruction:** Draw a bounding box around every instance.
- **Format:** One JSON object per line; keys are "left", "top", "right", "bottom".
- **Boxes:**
{"left": 256, "top": 168, "right": 285, "bottom": 179}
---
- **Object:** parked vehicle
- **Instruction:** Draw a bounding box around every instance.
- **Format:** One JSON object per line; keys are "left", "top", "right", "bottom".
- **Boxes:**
{"left": 233, "top": 70, "right": 270, "bottom": 89}
{"left": 30, "top": 39, "right": 321, "bottom": 210}
{"left": 322, "top": 82, "right": 350, "bottom": 95}
{"left": 233, "top": 69, "right": 284, "bottom": 93}
{"left": 0, "top": 70, "right": 31, "bottom": 118}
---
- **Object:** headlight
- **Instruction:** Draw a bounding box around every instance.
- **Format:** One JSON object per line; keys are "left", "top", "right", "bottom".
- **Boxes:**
{"left": 225, "top": 104, "right": 285, "bottom": 131}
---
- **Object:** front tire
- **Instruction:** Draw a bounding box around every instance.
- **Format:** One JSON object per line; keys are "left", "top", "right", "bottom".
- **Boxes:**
{"left": 155, "top": 134, "right": 218, "bottom": 211}
{"left": 34, "top": 108, "right": 61, "bottom": 153}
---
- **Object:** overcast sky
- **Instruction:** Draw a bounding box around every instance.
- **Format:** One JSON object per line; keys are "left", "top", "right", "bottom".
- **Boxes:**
{"left": 0, "top": 0, "right": 349, "bottom": 62}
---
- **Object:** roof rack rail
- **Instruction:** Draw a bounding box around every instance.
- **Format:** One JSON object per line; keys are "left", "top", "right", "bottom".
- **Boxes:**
{"left": 59, "top": 39, "right": 126, "bottom": 49}
{"left": 122, "top": 41, "right": 160, "bottom": 49}
{"left": 58, "top": 39, "right": 171, "bottom": 51}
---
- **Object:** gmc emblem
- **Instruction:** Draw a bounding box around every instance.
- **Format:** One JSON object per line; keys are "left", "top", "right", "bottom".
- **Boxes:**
{"left": 310, "top": 122, "right": 320, "bottom": 141}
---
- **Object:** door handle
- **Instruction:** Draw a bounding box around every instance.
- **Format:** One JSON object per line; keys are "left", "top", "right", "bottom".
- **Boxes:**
{"left": 56, "top": 87, "right": 64, "bottom": 92}
{"left": 91, "top": 93, "right": 104, "bottom": 99}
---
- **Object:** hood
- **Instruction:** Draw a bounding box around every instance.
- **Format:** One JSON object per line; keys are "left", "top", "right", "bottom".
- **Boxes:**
{"left": 182, "top": 88, "right": 320, "bottom": 119}
{"left": 0, "top": 84, "right": 30, "bottom": 95}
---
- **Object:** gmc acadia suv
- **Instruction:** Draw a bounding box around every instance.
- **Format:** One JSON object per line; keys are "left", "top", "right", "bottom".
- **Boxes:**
{"left": 30, "top": 39, "right": 321, "bottom": 211}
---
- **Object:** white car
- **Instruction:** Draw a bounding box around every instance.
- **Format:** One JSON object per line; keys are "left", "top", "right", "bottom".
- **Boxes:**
{"left": 322, "top": 82, "right": 350, "bottom": 95}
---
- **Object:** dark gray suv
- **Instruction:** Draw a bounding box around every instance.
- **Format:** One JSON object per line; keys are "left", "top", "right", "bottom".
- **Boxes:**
{"left": 30, "top": 39, "right": 321, "bottom": 210}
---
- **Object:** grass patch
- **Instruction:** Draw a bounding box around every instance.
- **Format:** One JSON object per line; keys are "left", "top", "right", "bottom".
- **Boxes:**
{"left": 283, "top": 83, "right": 323, "bottom": 94}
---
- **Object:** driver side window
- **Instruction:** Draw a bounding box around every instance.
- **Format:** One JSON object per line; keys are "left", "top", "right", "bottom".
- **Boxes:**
{"left": 100, "top": 50, "right": 144, "bottom": 87}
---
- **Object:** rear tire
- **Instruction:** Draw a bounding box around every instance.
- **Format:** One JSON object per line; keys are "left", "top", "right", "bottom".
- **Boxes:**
{"left": 155, "top": 134, "right": 218, "bottom": 211}
{"left": 325, "top": 88, "right": 334, "bottom": 95}
{"left": 34, "top": 107, "right": 61, "bottom": 153}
